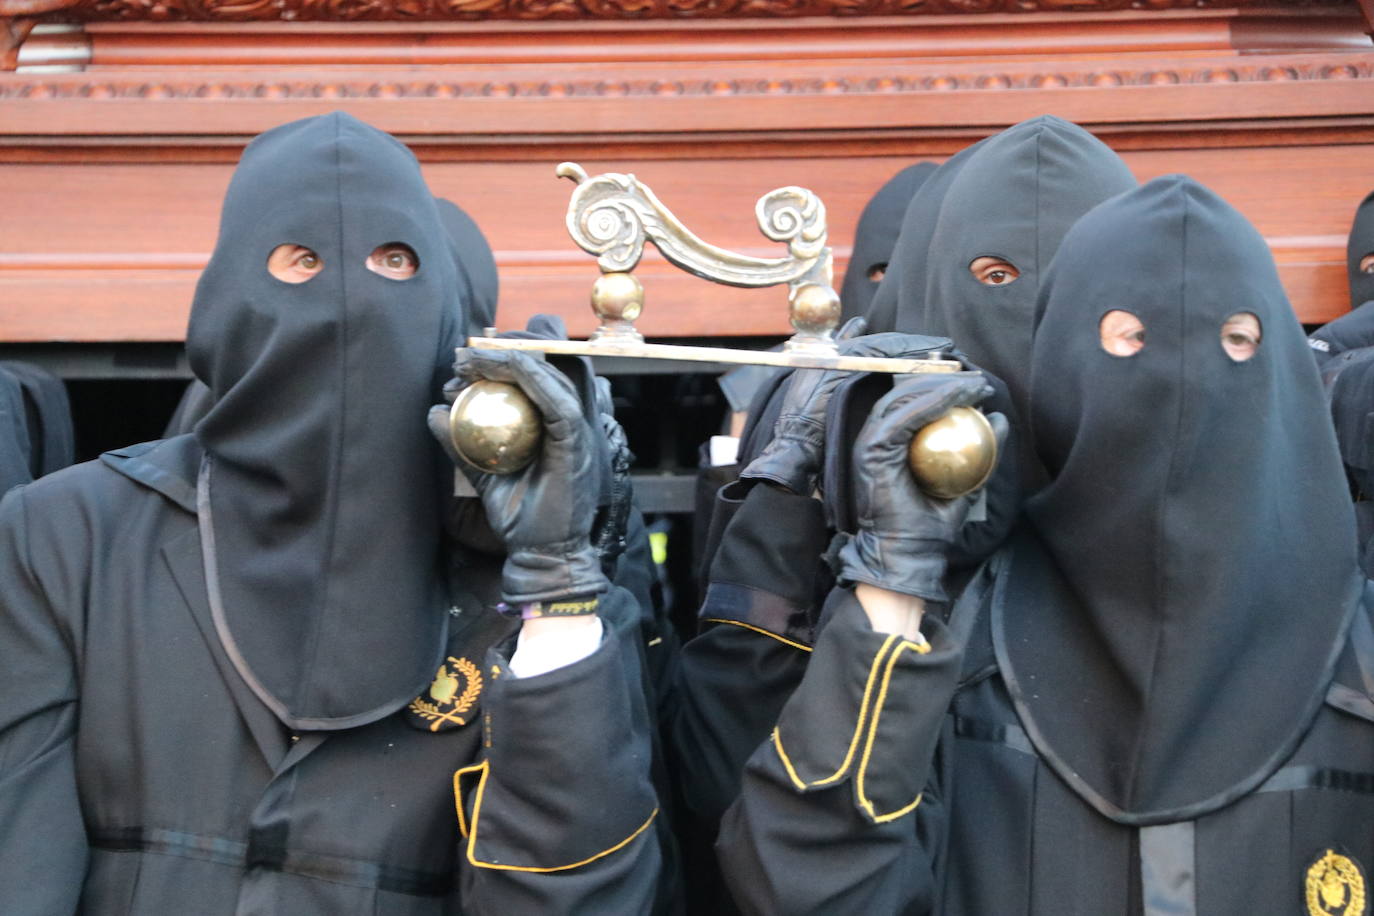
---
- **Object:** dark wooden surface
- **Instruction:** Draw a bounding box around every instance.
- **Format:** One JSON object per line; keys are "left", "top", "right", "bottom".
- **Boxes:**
{"left": 1, "top": 8, "right": 1372, "bottom": 343}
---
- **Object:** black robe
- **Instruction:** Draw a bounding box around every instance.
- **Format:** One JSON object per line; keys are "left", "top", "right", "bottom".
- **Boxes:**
{"left": 0, "top": 435, "right": 662, "bottom": 914}
{"left": 707, "top": 177, "right": 1374, "bottom": 914}
{"left": 0, "top": 112, "right": 662, "bottom": 915}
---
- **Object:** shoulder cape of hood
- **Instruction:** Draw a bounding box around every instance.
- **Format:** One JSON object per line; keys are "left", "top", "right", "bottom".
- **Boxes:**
{"left": 185, "top": 112, "right": 462, "bottom": 730}
{"left": 995, "top": 175, "right": 1362, "bottom": 824}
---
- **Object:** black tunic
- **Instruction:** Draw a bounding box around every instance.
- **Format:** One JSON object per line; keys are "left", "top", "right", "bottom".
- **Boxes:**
{"left": 0, "top": 434, "right": 662, "bottom": 915}
{"left": 705, "top": 176, "right": 1374, "bottom": 914}
{"left": 0, "top": 111, "right": 662, "bottom": 915}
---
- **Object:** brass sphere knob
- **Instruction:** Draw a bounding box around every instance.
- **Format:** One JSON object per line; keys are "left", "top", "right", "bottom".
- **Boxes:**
{"left": 907, "top": 407, "right": 998, "bottom": 500}
{"left": 788, "top": 283, "right": 842, "bottom": 336}
{"left": 448, "top": 380, "right": 543, "bottom": 475}
{"left": 591, "top": 272, "right": 644, "bottom": 323}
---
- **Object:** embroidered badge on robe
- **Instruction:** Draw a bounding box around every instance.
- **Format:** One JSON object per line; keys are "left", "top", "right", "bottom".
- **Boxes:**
{"left": 406, "top": 656, "right": 483, "bottom": 732}
{"left": 1306, "top": 850, "right": 1367, "bottom": 916}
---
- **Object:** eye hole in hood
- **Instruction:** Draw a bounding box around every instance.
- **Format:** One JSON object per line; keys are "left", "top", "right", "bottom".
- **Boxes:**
{"left": 366, "top": 241, "right": 420, "bottom": 281}
{"left": 969, "top": 255, "right": 1019, "bottom": 287}
{"left": 1098, "top": 309, "right": 1145, "bottom": 357}
{"left": 267, "top": 243, "right": 325, "bottom": 284}
{"left": 1220, "top": 311, "right": 1262, "bottom": 362}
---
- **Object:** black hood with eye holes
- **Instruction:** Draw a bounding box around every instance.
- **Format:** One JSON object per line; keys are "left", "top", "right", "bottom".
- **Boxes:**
{"left": 1348, "top": 189, "right": 1374, "bottom": 310}
{"left": 838, "top": 162, "right": 937, "bottom": 325}
{"left": 187, "top": 112, "right": 465, "bottom": 730}
{"left": 862, "top": 139, "right": 988, "bottom": 336}
{"left": 994, "top": 175, "right": 1362, "bottom": 825}
{"left": 920, "top": 116, "right": 1136, "bottom": 433}
{"left": 435, "top": 197, "right": 499, "bottom": 338}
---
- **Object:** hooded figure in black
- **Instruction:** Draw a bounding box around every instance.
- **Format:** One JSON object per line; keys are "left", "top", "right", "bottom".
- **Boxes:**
{"left": 187, "top": 112, "right": 460, "bottom": 728}
{"left": 0, "top": 361, "right": 74, "bottom": 479}
{"left": 163, "top": 196, "right": 502, "bottom": 440}
{"left": 837, "top": 162, "right": 937, "bottom": 325}
{"left": 713, "top": 175, "right": 1374, "bottom": 916}
{"left": 914, "top": 115, "right": 1136, "bottom": 434}
{"left": 1303, "top": 189, "right": 1374, "bottom": 575}
{"left": 434, "top": 197, "right": 500, "bottom": 339}
{"left": 0, "top": 366, "right": 32, "bottom": 494}
{"left": 0, "top": 112, "right": 661, "bottom": 915}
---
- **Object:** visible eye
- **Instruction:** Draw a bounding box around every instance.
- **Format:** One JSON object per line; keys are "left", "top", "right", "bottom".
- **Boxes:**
{"left": 267, "top": 244, "right": 325, "bottom": 284}
{"left": 1360, "top": 253, "right": 1374, "bottom": 275}
{"left": 969, "top": 256, "right": 1020, "bottom": 287}
{"left": 366, "top": 242, "right": 419, "bottom": 280}
{"left": 1220, "top": 311, "right": 1262, "bottom": 362}
{"left": 867, "top": 263, "right": 888, "bottom": 283}
{"left": 1099, "top": 310, "right": 1146, "bottom": 357}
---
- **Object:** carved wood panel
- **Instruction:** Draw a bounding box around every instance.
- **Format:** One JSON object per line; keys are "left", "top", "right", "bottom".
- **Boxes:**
{"left": 0, "top": 10, "right": 1371, "bottom": 342}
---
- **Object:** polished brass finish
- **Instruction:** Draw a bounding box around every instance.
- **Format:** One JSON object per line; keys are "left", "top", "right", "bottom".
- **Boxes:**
{"left": 557, "top": 160, "right": 840, "bottom": 355}
{"left": 589, "top": 271, "right": 645, "bottom": 342}
{"left": 907, "top": 407, "right": 998, "bottom": 499}
{"left": 786, "top": 282, "right": 843, "bottom": 354}
{"left": 448, "top": 380, "right": 543, "bottom": 475}
{"left": 468, "top": 334, "right": 963, "bottom": 374}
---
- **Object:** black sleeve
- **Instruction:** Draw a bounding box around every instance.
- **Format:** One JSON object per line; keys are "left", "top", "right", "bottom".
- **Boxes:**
{"left": 672, "top": 482, "right": 830, "bottom": 825}
{"left": 716, "top": 589, "right": 962, "bottom": 916}
{"left": 0, "top": 486, "right": 88, "bottom": 914}
{"left": 456, "top": 584, "right": 662, "bottom": 915}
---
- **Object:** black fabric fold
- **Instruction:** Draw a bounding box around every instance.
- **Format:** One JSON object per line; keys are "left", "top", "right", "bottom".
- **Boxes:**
{"left": 707, "top": 481, "right": 829, "bottom": 610}
{"left": 461, "top": 594, "right": 658, "bottom": 871}
{"left": 838, "top": 161, "right": 937, "bottom": 324}
{"left": 186, "top": 112, "right": 463, "bottom": 728}
{"left": 998, "top": 176, "right": 1362, "bottom": 824}
{"left": 769, "top": 590, "right": 960, "bottom": 824}
{"left": 0, "top": 362, "right": 73, "bottom": 479}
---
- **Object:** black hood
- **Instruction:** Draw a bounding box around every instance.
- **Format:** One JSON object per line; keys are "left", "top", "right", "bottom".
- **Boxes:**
{"left": 0, "top": 362, "right": 73, "bottom": 478}
{"left": 918, "top": 116, "right": 1136, "bottom": 430}
{"left": 1348, "top": 189, "right": 1374, "bottom": 309}
{"left": 994, "top": 175, "right": 1361, "bottom": 824}
{"left": 0, "top": 367, "right": 31, "bottom": 494}
{"left": 435, "top": 197, "right": 499, "bottom": 338}
{"left": 187, "top": 112, "right": 465, "bottom": 730}
{"left": 838, "top": 162, "right": 937, "bottom": 325}
{"left": 862, "top": 140, "right": 985, "bottom": 335}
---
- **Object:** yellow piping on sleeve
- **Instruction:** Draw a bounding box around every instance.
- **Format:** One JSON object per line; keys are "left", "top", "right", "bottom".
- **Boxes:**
{"left": 771, "top": 633, "right": 900, "bottom": 791}
{"left": 453, "top": 760, "right": 488, "bottom": 838}
{"left": 701, "top": 618, "right": 814, "bottom": 653}
{"left": 459, "top": 758, "right": 659, "bottom": 872}
{"left": 855, "top": 637, "right": 931, "bottom": 823}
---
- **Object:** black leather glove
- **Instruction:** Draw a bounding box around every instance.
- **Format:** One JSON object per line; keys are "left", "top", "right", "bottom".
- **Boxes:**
{"left": 428, "top": 348, "right": 608, "bottom": 605}
{"left": 837, "top": 373, "right": 1005, "bottom": 603}
{"left": 740, "top": 320, "right": 952, "bottom": 495}
{"left": 593, "top": 376, "right": 634, "bottom": 574}
{"left": 1310, "top": 300, "right": 1374, "bottom": 364}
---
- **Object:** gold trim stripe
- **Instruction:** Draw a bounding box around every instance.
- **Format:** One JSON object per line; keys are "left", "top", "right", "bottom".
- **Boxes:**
{"left": 455, "top": 759, "right": 659, "bottom": 873}
{"left": 772, "top": 633, "right": 899, "bottom": 791}
{"left": 701, "top": 617, "right": 814, "bottom": 654}
{"left": 855, "top": 638, "right": 930, "bottom": 824}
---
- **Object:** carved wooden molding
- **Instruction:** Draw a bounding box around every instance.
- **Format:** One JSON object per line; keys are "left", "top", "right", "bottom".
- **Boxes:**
{"left": 4, "top": 52, "right": 1371, "bottom": 100}
{"left": 11, "top": 0, "right": 1351, "bottom": 22}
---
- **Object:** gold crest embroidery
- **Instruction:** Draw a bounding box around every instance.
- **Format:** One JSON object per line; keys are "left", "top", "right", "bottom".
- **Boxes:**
{"left": 408, "top": 656, "right": 483, "bottom": 732}
{"left": 1307, "top": 850, "right": 1368, "bottom": 916}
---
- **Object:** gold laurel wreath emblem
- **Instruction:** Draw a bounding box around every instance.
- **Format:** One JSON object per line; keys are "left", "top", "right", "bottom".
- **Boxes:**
{"left": 408, "top": 656, "right": 483, "bottom": 733}
{"left": 1306, "top": 850, "right": 1368, "bottom": 916}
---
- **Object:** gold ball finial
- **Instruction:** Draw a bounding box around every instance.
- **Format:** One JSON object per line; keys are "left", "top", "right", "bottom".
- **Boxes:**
{"left": 448, "top": 380, "right": 543, "bottom": 475}
{"left": 591, "top": 272, "right": 644, "bottom": 324}
{"left": 789, "top": 283, "right": 842, "bottom": 336}
{"left": 907, "top": 407, "right": 998, "bottom": 499}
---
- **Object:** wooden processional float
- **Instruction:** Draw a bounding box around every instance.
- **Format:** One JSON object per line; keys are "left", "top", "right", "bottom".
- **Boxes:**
{"left": 447, "top": 162, "right": 998, "bottom": 500}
